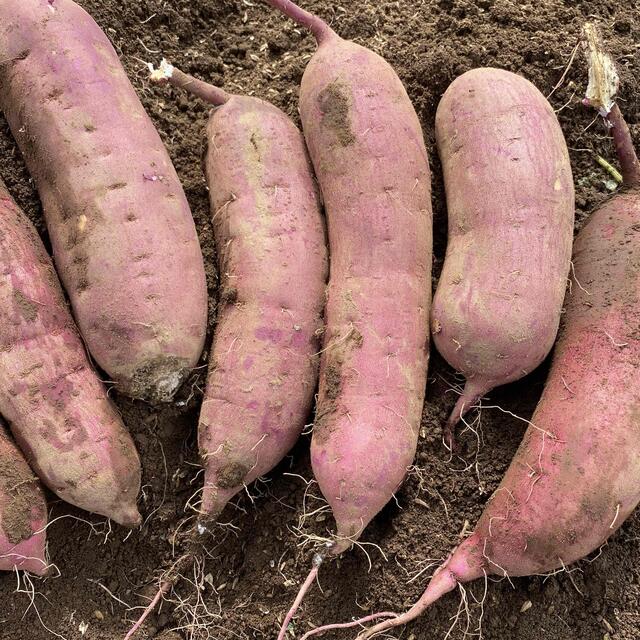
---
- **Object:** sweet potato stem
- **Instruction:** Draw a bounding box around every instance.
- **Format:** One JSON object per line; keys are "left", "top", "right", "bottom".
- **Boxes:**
{"left": 582, "top": 22, "right": 639, "bottom": 189}
{"left": 262, "top": 0, "right": 336, "bottom": 44}
{"left": 150, "top": 61, "right": 230, "bottom": 106}
{"left": 606, "top": 103, "right": 640, "bottom": 189}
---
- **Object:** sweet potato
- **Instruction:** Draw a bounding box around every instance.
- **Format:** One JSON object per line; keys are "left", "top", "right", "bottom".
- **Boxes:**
{"left": 122, "top": 63, "right": 328, "bottom": 639}
{"left": 0, "top": 421, "right": 47, "bottom": 576}
{"left": 150, "top": 61, "right": 328, "bottom": 519}
{"left": 432, "top": 68, "right": 574, "bottom": 447}
{"left": 339, "top": 26, "right": 640, "bottom": 639}
{"left": 263, "top": 1, "right": 432, "bottom": 636}
{"left": 0, "top": 0, "right": 207, "bottom": 402}
{"left": 0, "top": 178, "right": 141, "bottom": 526}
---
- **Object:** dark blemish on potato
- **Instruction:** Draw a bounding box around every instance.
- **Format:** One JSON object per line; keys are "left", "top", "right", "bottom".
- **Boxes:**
{"left": 126, "top": 213, "right": 138, "bottom": 222}
{"left": 13, "top": 289, "right": 38, "bottom": 322}
{"left": 108, "top": 182, "right": 127, "bottom": 190}
{"left": 0, "top": 454, "right": 39, "bottom": 545}
{"left": 60, "top": 203, "right": 75, "bottom": 222}
{"left": 84, "top": 123, "right": 96, "bottom": 132}
{"left": 350, "top": 327, "right": 364, "bottom": 347}
{"left": 46, "top": 87, "right": 63, "bottom": 101}
{"left": 216, "top": 461, "right": 249, "bottom": 489}
{"left": 318, "top": 81, "right": 355, "bottom": 146}
{"left": 249, "top": 132, "right": 261, "bottom": 161}
{"left": 65, "top": 228, "right": 78, "bottom": 250}
{"left": 324, "top": 361, "right": 342, "bottom": 400}
{"left": 76, "top": 278, "right": 90, "bottom": 293}
{"left": 220, "top": 286, "right": 238, "bottom": 305}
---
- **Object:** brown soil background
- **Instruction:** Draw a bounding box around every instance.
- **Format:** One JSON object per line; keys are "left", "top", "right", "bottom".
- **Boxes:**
{"left": 1, "top": 1, "right": 640, "bottom": 639}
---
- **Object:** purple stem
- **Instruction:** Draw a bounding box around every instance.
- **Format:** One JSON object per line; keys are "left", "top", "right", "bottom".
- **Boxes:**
{"left": 606, "top": 103, "right": 640, "bottom": 188}
{"left": 262, "top": 0, "right": 335, "bottom": 45}
{"left": 163, "top": 67, "right": 230, "bottom": 107}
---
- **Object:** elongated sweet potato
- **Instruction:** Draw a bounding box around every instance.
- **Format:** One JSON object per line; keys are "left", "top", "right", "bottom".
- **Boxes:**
{"left": 121, "top": 63, "right": 328, "bottom": 637}
{"left": 339, "top": 26, "right": 640, "bottom": 640}
{"left": 0, "top": 421, "right": 47, "bottom": 576}
{"left": 0, "top": 178, "right": 141, "bottom": 526}
{"left": 267, "top": 0, "right": 431, "bottom": 556}
{"left": 432, "top": 67, "right": 574, "bottom": 446}
{"left": 0, "top": 0, "right": 207, "bottom": 402}
{"left": 263, "top": 1, "right": 432, "bottom": 636}
{"left": 150, "top": 61, "right": 328, "bottom": 520}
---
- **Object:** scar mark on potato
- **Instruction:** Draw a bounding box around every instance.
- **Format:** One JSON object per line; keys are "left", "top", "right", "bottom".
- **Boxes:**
{"left": 324, "top": 361, "right": 342, "bottom": 401}
{"left": 0, "top": 453, "right": 39, "bottom": 544}
{"left": 220, "top": 286, "right": 238, "bottom": 305}
{"left": 318, "top": 81, "right": 355, "bottom": 146}
{"left": 13, "top": 290, "right": 38, "bottom": 322}
{"left": 46, "top": 87, "right": 63, "bottom": 101}
{"left": 216, "top": 462, "right": 249, "bottom": 489}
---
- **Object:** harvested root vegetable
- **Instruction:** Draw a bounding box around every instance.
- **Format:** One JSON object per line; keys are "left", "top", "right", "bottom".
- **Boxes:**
{"left": 0, "top": 0, "right": 207, "bottom": 402}
{"left": 0, "top": 178, "right": 141, "bottom": 527}
{"left": 262, "top": 1, "right": 432, "bottom": 637}
{"left": 123, "top": 62, "right": 328, "bottom": 639}
{"left": 0, "top": 421, "right": 47, "bottom": 576}
{"left": 322, "top": 24, "right": 640, "bottom": 640}
{"left": 432, "top": 67, "right": 574, "bottom": 448}
{"left": 150, "top": 60, "right": 328, "bottom": 521}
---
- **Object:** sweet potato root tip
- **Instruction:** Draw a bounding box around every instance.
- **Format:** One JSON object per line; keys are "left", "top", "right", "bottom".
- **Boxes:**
{"left": 444, "top": 379, "right": 494, "bottom": 450}
{"left": 111, "top": 503, "right": 142, "bottom": 529}
{"left": 126, "top": 356, "right": 190, "bottom": 403}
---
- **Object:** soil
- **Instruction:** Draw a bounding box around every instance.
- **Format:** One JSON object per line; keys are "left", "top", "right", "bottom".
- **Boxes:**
{"left": 1, "top": 1, "right": 640, "bottom": 639}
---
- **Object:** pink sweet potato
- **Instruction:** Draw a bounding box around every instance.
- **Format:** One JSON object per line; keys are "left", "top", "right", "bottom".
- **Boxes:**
{"left": 121, "top": 64, "right": 328, "bottom": 637}
{"left": 0, "top": 0, "right": 207, "bottom": 402}
{"left": 267, "top": 0, "right": 432, "bottom": 555}
{"left": 263, "top": 1, "right": 432, "bottom": 636}
{"left": 0, "top": 421, "right": 47, "bottom": 576}
{"left": 342, "top": 27, "right": 640, "bottom": 639}
{"left": 432, "top": 68, "right": 574, "bottom": 446}
{"left": 0, "top": 178, "right": 141, "bottom": 526}
{"left": 150, "top": 61, "right": 328, "bottom": 520}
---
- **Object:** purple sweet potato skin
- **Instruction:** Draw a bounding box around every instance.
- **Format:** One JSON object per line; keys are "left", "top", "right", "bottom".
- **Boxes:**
{"left": 300, "top": 36, "right": 432, "bottom": 550}
{"left": 198, "top": 96, "right": 327, "bottom": 518}
{"left": 432, "top": 68, "right": 574, "bottom": 400}
{"left": 0, "top": 0, "right": 207, "bottom": 402}
{"left": 0, "top": 422, "right": 47, "bottom": 576}
{"left": 0, "top": 180, "right": 141, "bottom": 527}
{"left": 449, "top": 189, "right": 640, "bottom": 579}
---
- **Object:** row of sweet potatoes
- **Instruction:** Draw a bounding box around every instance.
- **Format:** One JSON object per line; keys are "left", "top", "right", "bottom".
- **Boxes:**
{"left": 1, "top": 2, "right": 639, "bottom": 639}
